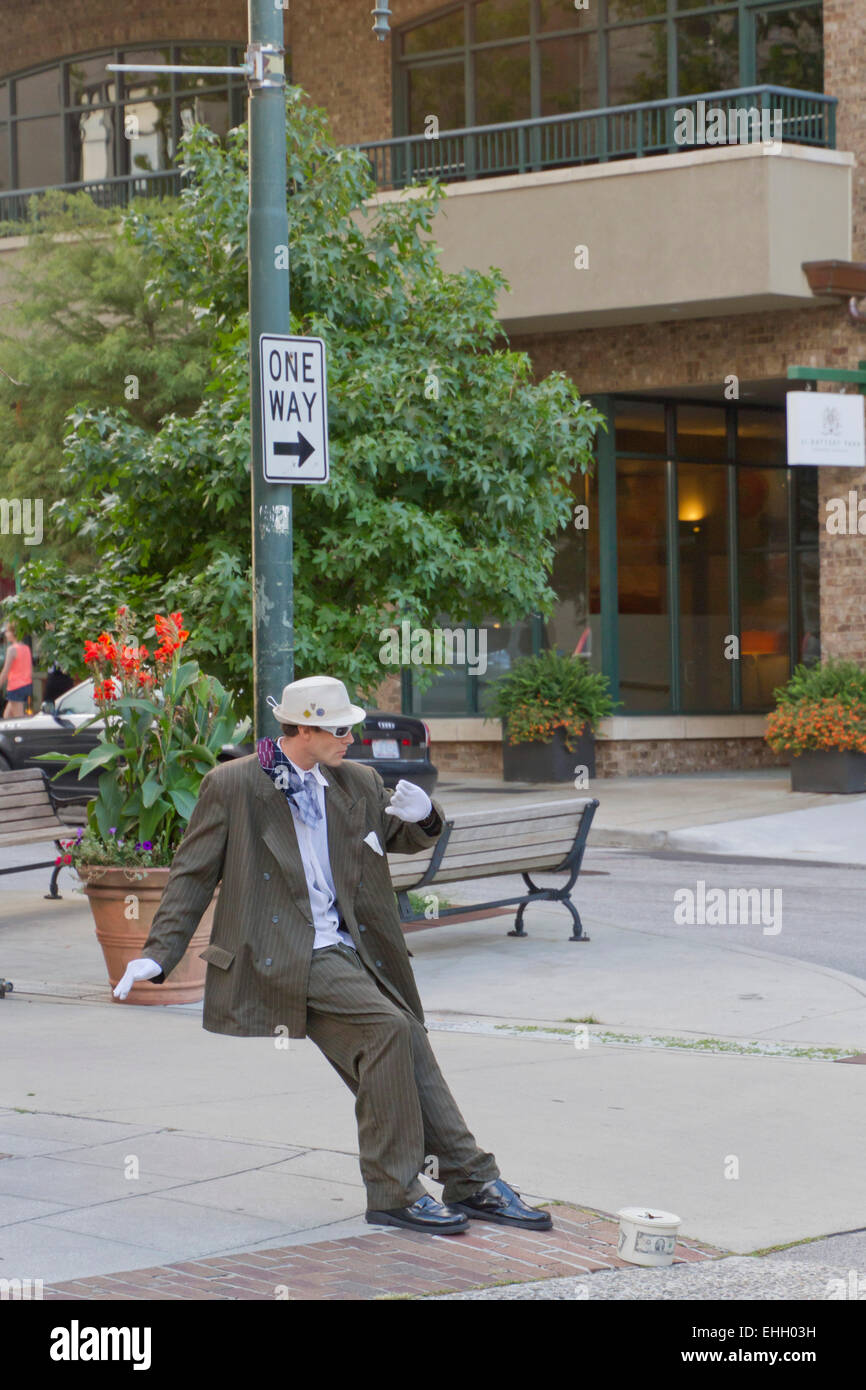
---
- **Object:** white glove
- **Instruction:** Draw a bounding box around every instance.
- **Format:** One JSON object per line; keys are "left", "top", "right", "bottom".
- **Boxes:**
{"left": 384, "top": 779, "right": 433, "bottom": 823}
{"left": 113, "top": 958, "right": 163, "bottom": 1000}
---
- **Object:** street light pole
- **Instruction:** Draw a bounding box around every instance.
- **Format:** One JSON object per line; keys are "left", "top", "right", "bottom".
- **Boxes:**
{"left": 247, "top": 0, "right": 292, "bottom": 741}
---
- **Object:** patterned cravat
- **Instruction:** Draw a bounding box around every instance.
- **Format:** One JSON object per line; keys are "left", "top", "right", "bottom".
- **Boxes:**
{"left": 257, "top": 738, "right": 323, "bottom": 829}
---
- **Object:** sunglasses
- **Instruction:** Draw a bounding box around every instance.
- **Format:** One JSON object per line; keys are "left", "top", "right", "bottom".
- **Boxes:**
{"left": 316, "top": 725, "right": 353, "bottom": 738}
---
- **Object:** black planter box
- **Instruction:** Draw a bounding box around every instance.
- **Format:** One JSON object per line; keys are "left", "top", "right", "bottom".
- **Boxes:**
{"left": 502, "top": 723, "right": 595, "bottom": 783}
{"left": 790, "top": 749, "right": 866, "bottom": 794}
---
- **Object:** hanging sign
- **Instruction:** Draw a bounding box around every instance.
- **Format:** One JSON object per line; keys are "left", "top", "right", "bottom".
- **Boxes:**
{"left": 786, "top": 391, "right": 866, "bottom": 467}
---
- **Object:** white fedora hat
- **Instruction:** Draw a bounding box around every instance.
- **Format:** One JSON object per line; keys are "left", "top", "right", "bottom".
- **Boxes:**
{"left": 267, "top": 676, "right": 365, "bottom": 728}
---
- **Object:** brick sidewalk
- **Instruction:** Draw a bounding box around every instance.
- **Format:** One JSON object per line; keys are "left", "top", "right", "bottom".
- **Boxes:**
{"left": 44, "top": 1206, "right": 725, "bottom": 1301}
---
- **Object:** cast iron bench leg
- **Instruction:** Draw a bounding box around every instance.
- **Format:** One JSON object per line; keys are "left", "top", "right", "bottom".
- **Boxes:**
{"left": 45, "top": 848, "right": 63, "bottom": 900}
{"left": 565, "top": 898, "right": 590, "bottom": 943}
{"left": 508, "top": 901, "right": 529, "bottom": 938}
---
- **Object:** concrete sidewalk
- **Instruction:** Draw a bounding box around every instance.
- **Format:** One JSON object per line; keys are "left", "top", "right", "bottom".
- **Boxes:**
{"left": 438, "top": 769, "right": 866, "bottom": 865}
{"left": 1, "top": 769, "right": 864, "bottom": 1294}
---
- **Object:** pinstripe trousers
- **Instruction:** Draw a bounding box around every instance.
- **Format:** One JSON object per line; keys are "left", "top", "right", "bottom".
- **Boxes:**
{"left": 305, "top": 943, "right": 500, "bottom": 1210}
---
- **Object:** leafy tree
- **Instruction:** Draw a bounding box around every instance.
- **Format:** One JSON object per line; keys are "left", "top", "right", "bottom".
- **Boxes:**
{"left": 0, "top": 190, "right": 214, "bottom": 574}
{"left": 3, "top": 89, "right": 603, "bottom": 717}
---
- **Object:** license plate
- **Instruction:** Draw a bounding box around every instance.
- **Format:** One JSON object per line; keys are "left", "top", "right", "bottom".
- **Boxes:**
{"left": 372, "top": 739, "right": 400, "bottom": 759}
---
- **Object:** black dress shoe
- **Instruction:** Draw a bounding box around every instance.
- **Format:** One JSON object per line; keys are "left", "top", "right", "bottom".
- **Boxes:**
{"left": 452, "top": 1179, "right": 553, "bottom": 1230}
{"left": 366, "top": 1193, "right": 469, "bottom": 1235}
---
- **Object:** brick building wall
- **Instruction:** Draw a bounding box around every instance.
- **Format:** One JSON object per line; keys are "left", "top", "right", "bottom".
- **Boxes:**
{"left": 0, "top": 0, "right": 250, "bottom": 73}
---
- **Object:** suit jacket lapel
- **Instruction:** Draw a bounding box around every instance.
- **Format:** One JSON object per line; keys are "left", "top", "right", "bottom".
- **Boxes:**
{"left": 255, "top": 769, "right": 313, "bottom": 923}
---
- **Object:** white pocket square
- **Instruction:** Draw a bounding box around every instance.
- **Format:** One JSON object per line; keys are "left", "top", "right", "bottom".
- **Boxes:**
{"left": 363, "top": 830, "right": 384, "bottom": 856}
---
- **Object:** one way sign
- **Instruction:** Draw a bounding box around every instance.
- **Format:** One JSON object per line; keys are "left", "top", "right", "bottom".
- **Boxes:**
{"left": 259, "top": 334, "right": 329, "bottom": 483}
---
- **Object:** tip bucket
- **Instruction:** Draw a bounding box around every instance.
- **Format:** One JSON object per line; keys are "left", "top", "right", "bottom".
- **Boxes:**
{"left": 616, "top": 1206, "right": 682, "bottom": 1267}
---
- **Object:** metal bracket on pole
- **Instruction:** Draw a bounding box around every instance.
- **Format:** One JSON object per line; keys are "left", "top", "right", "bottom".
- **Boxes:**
{"left": 246, "top": 43, "right": 286, "bottom": 89}
{"left": 372, "top": 3, "right": 392, "bottom": 40}
{"left": 788, "top": 364, "right": 866, "bottom": 396}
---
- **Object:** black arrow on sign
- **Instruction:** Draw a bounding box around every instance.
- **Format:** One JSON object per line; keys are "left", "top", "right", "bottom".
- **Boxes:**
{"left": 274, "top": 432, "right": 314, "bottom": 466}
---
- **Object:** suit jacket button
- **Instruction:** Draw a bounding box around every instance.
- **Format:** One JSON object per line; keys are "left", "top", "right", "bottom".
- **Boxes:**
{"left": 264, "top": 957, "right": 273, "bottom": 966}
{"left": 375, "top": 959, "right": 383, "bottom": 968}
{"left": 272, "top": 915, "right": 279, "bottom": 923}
{"left": 264, "top": 872, "right": 271, "bottom": 880}
{"left": 358, "top": 924, "right": 366, "bottom": 932}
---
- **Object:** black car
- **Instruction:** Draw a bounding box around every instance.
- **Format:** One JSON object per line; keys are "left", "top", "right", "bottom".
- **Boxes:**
{"left": 0, "top": 681, "right": 437, "bottom": 798}
{"left": 345, "top": 709, "right": 437, "bottom": 795}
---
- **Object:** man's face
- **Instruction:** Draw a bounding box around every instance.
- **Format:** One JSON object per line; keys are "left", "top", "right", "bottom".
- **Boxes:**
{"left": 294, "top": 725, "right": 354, "bottom": 768}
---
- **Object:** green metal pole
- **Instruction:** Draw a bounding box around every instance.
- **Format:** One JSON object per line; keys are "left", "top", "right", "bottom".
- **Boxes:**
{"left": 248, "top": 0, "right": 292, "bottom": 741}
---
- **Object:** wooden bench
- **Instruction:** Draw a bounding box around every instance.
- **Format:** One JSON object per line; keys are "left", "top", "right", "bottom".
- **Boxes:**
{"left": 389, "top": 797, "right": 599, "bottom": 942}
{"left": 0, "top": 768, "right": 91, "bottom": 900}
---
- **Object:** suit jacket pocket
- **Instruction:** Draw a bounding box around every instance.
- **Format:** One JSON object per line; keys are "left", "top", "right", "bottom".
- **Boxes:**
{"left": 199, "top": 943, "right": 236, "bottom": 970}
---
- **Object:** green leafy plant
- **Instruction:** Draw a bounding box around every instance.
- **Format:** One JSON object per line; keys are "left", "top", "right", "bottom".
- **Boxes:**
{"left": 487, "top": 650, "right": 619, "bottom": 749}
{"left": 764, "top": 659, "right": 866, "bottom": 755}
{"left": 35, "top": 606, "right": 250, "bottom": 866}
{"left": 771, "top": 658, "right": 866, "bottom": 707}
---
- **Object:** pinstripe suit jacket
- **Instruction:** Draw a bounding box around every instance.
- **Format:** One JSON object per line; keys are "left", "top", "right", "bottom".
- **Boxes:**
{"left": 140, "top": 754, "right": 445, "bottom": 1038}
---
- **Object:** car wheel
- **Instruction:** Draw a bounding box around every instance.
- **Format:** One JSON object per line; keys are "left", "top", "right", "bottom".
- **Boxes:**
{"left": 0, "top": 755, "right": 11, "bottom": 774}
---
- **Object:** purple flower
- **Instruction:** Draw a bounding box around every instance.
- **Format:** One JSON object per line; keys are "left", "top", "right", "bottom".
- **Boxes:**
{"left": 76, "top": 827, "right": 84, "bottom": 840}
{"left": 143, "top": 841, "right": 153, "bottom": 851}
{"left": 108, "top": 827, "right": 116, "bottom": 835}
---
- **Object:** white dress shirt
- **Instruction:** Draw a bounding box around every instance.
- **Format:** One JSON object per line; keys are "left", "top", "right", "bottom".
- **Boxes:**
{"left": 281, "top": 751, "right": 356, "bottom": 952}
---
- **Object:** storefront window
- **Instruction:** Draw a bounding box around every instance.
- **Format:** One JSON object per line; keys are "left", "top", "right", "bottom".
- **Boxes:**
{"left": 404, "top": 399, "right": 817, "bottom": 718}
{"left": 617, "top": 458, "right": 672, "bottom": 711}
{"left": 738, "top": 467, "right": 790, "bottom": 708}
{"left": 678, "top": 462, "right": 732, "bottom": 710}
{"left": 546, "top": 468, "right": 596, "bottom": 663}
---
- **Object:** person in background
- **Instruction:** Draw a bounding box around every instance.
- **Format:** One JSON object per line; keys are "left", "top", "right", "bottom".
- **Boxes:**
{"left": 0, "top": 620, "right": 33, "bottom": 718}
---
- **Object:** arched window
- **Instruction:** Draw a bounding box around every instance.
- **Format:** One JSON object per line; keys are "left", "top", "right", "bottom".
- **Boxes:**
{"left": 0, "top": 42, "right": 264, "bottom": 196}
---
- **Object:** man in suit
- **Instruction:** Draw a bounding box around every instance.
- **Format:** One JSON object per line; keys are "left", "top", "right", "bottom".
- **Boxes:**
{"left": 115, "top": 675, "right": 552, "bottom": 1236}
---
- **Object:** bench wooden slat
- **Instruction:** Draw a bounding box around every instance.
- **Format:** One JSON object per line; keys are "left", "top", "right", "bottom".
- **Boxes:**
{"left": 439, "top": 799, "right": 592, "bottom": 831}
{"left": 0, "top": 768, "right": 50, "bottom": 785}
{"left": 0, "top": 790, "right": 54, "bottom": 811}
{"left": 0, "top": 811, "right": 64, "bottom": 834}
{"left": 442, "top": 817, "right": 585, "bottom": 850}
{"left": 389, "top": 846, "right": 573, "bottom": 888}
{"left": 392, "top": 830, "right": 576, "bottom": 870}
{"left": 0, "top": 827, "right": 65, "bottom": 847}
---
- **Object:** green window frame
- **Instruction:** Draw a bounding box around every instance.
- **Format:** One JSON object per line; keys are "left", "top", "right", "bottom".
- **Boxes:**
{"left": 594, "top": 394, "right": 819, "bottom": 717}
{"left": 0, "top": 42, "right": 251, "bottom": 193}
{"left": 393, "top": 0, "right": 824, "bottom": 135}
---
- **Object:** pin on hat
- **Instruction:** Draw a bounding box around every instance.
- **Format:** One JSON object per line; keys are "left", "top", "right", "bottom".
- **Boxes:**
{"left": 267, "top": 676, "right": 365, "bottom": 728}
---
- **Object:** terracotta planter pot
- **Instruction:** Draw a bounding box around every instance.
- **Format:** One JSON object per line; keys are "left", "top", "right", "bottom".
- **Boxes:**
{"left": 80, "top": 866, "right": 217, "bottom": 1006}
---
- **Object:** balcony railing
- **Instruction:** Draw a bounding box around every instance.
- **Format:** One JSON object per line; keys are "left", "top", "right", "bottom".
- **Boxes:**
{"left": 0, "top": 168, "right": 186, "bottom": 232}
{"left": 0, "top": 86, "right": 837, "bottom": 231}
{"left": 355, "top": 86, "right": 837, "bottom": 190}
